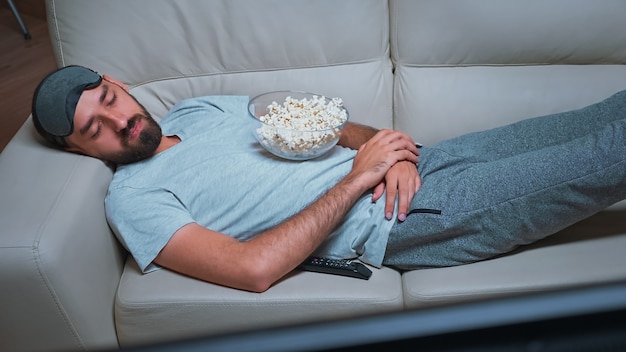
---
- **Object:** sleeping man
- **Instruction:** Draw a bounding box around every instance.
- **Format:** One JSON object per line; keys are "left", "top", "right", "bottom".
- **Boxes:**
{"left": 32, "top": 65, "right": 626, "bottom": 292}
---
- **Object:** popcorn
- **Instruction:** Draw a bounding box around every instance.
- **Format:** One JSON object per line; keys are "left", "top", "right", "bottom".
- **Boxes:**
{"left": 255, "top": 95, "right": 348, "bottom": 159}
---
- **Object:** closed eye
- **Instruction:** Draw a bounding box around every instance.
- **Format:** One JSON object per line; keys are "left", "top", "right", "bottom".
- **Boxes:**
{"left": 107, "top": 93, "right": 117, "bottom": 107}
{"left": 92, "top": 120, "right": 102, "bottom": 139}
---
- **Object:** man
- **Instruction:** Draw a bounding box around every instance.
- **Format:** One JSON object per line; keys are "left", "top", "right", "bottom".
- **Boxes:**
{"left": 32, "top": 65, "right": 626, "bottom": 292}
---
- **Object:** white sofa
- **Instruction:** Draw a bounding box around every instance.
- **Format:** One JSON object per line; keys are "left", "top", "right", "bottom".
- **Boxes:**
{"left": 1, "top": 0, "right": 625, "bottom": 350}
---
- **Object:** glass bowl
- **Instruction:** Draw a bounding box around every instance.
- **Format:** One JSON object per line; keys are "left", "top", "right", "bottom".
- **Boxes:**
{"left": 248, "top": 91, "right": 349, "bottom": 160}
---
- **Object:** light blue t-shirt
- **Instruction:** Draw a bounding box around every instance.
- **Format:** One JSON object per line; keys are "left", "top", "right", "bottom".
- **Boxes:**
{"left": 105, "top": 96, "right": 395, "bottom": 273}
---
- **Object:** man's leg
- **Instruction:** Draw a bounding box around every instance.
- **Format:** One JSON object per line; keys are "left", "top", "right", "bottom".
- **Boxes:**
{"left": 384, "top": 91, "right": 626, "bottom": 270}
{"left": 433, "top": 89, "right": 626, "bottom": 162}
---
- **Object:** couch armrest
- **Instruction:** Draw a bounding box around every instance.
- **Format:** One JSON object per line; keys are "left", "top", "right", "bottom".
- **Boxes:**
{"left": 0, "top": 119, "right": 125, "bottom": 351}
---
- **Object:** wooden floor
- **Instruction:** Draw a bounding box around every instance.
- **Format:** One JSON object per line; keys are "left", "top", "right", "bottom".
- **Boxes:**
{"left": 0, "top": 7, "right": 56, "bottom": 153}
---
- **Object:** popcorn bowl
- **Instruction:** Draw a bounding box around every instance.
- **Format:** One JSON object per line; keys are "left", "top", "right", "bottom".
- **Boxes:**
{"left": 248, "top": 91, "right": 349, "bottom": 160}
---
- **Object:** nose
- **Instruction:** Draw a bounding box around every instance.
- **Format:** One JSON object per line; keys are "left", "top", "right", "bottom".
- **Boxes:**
{"left": 103, "top": 113, "right": 128, "bottom": 132}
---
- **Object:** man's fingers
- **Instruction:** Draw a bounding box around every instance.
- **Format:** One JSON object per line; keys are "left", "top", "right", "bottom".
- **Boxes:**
{"left": 372, "top": 182, "right": 385, "bottom": 202}
{"left": 384, "top": 181, "right": 397, "bottom": 220}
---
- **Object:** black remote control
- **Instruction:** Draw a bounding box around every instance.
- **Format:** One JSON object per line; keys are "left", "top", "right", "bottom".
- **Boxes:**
{"left": 298, "top": 257, "right": 372, "bottom": 280}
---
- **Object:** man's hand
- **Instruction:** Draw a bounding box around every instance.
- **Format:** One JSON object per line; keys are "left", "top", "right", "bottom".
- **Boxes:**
{"left": 348, "top": 129, "right": 420, "bottom": 192}
{"left": 372, "top": 161, "right": 421, "bottom": 221}
{"left": 339, "top": 123, "right": 421, "bottom": 221}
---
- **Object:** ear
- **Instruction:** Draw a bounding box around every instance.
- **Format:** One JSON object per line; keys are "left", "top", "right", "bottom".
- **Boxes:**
{"left": 102, "top": 75, "right": 129, "bottom": 92}
{"left": 64, "top": 145, "right": 86, "bottom": 155}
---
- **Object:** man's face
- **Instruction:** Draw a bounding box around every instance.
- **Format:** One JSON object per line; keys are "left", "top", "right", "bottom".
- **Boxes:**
{"left": 65, "top": 76, "right": 162, "bottom": 164}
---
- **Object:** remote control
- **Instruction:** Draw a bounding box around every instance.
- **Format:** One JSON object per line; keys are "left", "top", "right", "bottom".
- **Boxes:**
{"left": 298, "top": 257, "right": 372, "bottom": 280}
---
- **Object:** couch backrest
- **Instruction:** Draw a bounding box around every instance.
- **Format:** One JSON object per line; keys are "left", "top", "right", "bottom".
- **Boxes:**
{"left": 390, "top": 0, "right": 626, "bottom": 145}
{"left": 49, "top": 0, "right": 394, "bottom": 129}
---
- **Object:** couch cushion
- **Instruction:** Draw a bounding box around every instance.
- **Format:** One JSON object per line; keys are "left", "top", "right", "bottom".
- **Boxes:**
{"left": 50, "top": 0, "right": 394, "bottom": 130}
{"left": 390, "top": 0, "right": 626, "bottom": 145}
{"left": 391, "top": 0, "right": 626, "bottom": 307}
{"left": 115, "top": 258, "right": 402, "bottom": 347}
{"left": 402, "top": 213, "right": 626, "bottom": 308}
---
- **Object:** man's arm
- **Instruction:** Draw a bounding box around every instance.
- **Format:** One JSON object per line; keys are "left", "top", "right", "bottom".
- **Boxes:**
{"left": 340, "top": 122, "right": 422, "bottom": 221}
{"left": 338, "top": 122, "right": 379, "bottom": 149}
{"left": 155, "top": 130, "right": 419, "bottom": 292}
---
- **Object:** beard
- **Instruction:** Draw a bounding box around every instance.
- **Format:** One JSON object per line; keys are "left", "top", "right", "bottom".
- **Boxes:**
{"left": 104, "top": 103, "right": 163, "bottom": 165}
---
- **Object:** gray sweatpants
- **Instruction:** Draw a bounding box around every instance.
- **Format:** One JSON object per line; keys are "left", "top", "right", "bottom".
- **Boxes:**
{"left": 384, "top": 90, "right": 626, "bottom": 270}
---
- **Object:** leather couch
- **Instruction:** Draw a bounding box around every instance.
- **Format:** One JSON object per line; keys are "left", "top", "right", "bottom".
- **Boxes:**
{"left": 1, "top": 0, "right": 625, "bottom": 350}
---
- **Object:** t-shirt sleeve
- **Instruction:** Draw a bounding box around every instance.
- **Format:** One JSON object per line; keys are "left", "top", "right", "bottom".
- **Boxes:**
{"left": 105, "top": 186, "right": 195, "bottom": 273}
{"left": 201, "top": 95, "right": 250, "bottom": 116}
{"left": 164, "top": 95, "right": 250, "bottom": 125}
